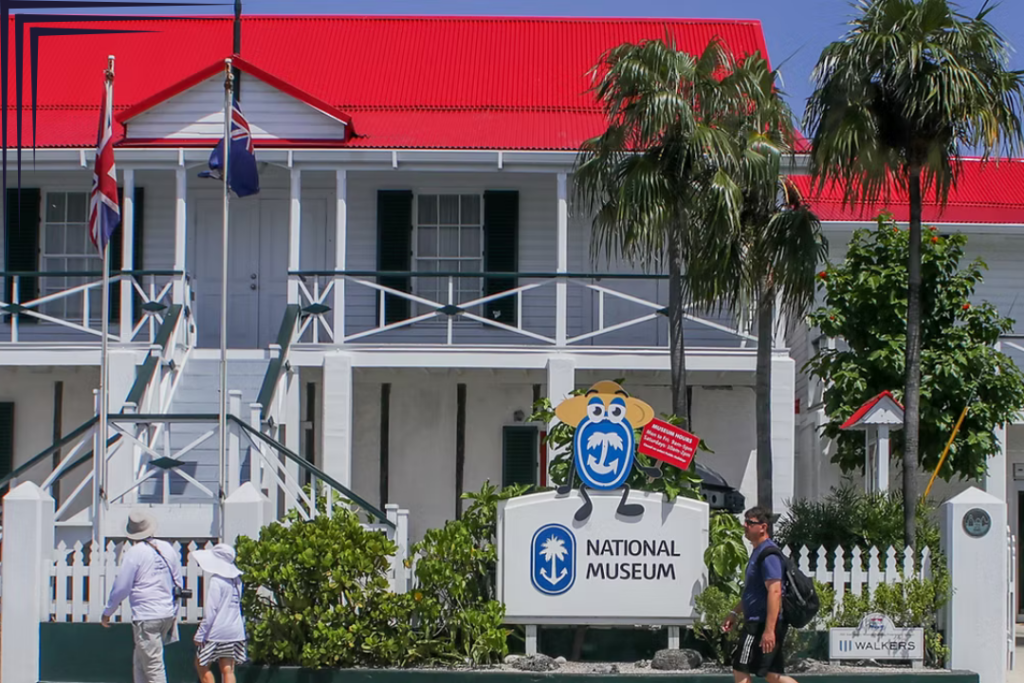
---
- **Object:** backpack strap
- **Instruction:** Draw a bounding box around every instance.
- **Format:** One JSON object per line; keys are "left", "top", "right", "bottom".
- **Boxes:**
{"left": 754, "top": 545, "right": 788, "bottom": 577}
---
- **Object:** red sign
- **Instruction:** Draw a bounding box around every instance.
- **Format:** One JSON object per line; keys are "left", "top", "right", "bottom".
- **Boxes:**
{"left": 638, "top": 418, "right": 699, "bottom": 470}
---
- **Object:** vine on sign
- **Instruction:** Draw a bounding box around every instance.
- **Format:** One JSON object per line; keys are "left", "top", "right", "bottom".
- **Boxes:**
{"left": 638, "top": 418, "right": 699, "bottom": 470}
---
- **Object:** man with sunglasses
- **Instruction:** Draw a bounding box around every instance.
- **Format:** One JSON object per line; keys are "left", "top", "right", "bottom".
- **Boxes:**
{"left": 722, "top": 507, "right": 798, "bottom": 683}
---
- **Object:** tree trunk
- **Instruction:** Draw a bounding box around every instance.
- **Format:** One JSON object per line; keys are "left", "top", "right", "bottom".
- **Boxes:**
{"left": 903, "top": 167, "right": 923, "bottom": 550}
{"left": 668, "top": 235, "right": 690, "bottom": 428}
{"left": 755, "top": 286, "right": 774, "bottom": 515}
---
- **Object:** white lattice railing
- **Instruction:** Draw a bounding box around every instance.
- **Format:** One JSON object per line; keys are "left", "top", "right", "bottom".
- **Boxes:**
{"left": 1, "top": 270, "right": 189, "bottom": 344}
{"left": 291, "top": 271, "right": 758, "bottom": 348}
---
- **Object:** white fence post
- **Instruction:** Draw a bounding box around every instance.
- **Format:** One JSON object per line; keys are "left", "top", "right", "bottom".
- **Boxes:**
{"left": 223, "top": 482, "right": 268, "bottom": 547}
{"left": 1, "top": 482, "right": 55, "bottom": 683}
{"left": 941, "top": 487, "right": 1007, "bottom": 683}
{"left": 227, "top": 390, "right": 242, "bottom": 496}
{"left": 396, "top": 507, "right": 411, "bottom": 593}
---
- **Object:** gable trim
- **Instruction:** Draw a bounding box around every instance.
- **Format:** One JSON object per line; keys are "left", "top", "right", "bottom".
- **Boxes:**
{"left": 117, "top": 56, "right": 353, "bottom": 131}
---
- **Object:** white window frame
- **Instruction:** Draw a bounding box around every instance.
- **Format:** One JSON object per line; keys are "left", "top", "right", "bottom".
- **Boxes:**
{"left": 40, "top": 189, "right": 103, "bottom": 322}
{"left": 411, "top": 191, "right": 485, "bottom": 318}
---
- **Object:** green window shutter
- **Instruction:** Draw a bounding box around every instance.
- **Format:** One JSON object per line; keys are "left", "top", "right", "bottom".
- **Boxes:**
{"left": 132, "top": 188, "right": 146, "bottom": 324}
{"left": 4, "top": 188, "right": 41, "bottom": 324}
{"left": 376, "top": 190, "right": 413, "bottom": 325}
{"left": 0, "top": 402, "right": 13, "bottom": 479}
{"left": 483, "top": 190, "right": 519, "bottom": 326}
{"left": 502, "top": 425, "right": 537, "bottom": 488}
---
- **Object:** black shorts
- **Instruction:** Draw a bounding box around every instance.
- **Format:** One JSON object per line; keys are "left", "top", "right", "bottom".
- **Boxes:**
{"left": 731, "top": 619, "right": 789, "bottom": 677}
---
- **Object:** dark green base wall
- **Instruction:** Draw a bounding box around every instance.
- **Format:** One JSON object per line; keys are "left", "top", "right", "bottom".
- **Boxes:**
{"left": 40, "top": 624, "right": 978, "bottom": 683}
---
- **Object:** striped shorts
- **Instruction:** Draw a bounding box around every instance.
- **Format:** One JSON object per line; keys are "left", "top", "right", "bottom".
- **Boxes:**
{"left": 731, "top": 619, "right": 788, "bottom": 676}
{"left": 196, "top": 640, "right": 248, "bottom": 667}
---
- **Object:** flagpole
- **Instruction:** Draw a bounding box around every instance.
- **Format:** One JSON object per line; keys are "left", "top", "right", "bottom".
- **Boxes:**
{"left": 96, "top": 54, "right": 115, "bottom": 551}
{"left": 219, "top": 59, "right": 233, "bottom": 502}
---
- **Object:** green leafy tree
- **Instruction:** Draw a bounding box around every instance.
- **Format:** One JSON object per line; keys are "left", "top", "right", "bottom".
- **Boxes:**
{"left": 573, "top": 38, "right": 776, "bottom": 427}
{"left": 807, "top": 216, "right": 1024, "bottom": 485}
{"left": 804, "top": 0, "right": 1024, "bottom": 547}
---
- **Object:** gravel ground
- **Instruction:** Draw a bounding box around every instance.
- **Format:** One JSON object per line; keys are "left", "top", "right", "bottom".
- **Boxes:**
{"left": 431, "top": 655, "right": 949, "bottom": 676}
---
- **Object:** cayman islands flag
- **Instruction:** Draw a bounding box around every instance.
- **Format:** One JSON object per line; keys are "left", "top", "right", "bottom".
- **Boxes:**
{"left": 88, "top": 69, "right": 120, "bottom": 255}
{"left": 199, "top": 95, "right": 260, "bottom": 197}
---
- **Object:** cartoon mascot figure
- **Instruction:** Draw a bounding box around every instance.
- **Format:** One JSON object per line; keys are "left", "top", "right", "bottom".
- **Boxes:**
{"left": 554, "top": 380, "right": 662, "bottom": 522}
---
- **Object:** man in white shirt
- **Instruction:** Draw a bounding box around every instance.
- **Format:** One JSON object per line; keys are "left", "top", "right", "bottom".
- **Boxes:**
{"left": 101, "top": 511, "right": 184, "bottom": 683}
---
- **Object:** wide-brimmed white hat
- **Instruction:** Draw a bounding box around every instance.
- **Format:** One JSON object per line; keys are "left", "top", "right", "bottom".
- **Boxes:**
{"left": 192, "top": 543, "right": 242, "bottom": 579}
{"left": 126, "top": 510, "right": 157, "bottom": 541}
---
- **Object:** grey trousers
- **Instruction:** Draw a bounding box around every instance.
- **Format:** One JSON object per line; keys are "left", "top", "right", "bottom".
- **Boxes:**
{"left": 132, "top": 616, "right": 180, "bottom": 683}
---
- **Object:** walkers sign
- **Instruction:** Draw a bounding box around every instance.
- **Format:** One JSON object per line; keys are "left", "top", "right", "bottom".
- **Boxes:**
{"left": 496, "top": 489, "right": 709, "bottom": 625}
{"left": 829, "top": 613, "right": 924, "bottom": 661}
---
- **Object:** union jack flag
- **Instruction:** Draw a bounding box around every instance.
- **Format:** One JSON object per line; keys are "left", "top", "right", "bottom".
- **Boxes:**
{"left": 199, "top": 95, "right": 260, "bottom": 197}
{"left": 88, "top": 70, "right": 120, "bottom": 255}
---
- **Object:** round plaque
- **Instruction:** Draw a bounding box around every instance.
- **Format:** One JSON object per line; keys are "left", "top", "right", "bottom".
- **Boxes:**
{"left": 962, "top": 508, "right": 992, "bottom": 538}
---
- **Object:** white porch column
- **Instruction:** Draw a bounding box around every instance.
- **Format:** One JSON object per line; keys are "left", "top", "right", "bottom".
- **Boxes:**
{"left": 555, "top": 173, "right": 568, "bottom": 347}
{"left": 875, "top": 425, "right": 891, "bottom": 493}
{"left": 1, "top": 482, "right": 55, "bottom": 683}
{"left": 173, "top": 167, "right": 187, "bottom": 305}
{"left": 321, "top": 352, "right": 354, "bottom": 486}
{"left": 770, "top": 351, "right": 796, "bottom": 517}
{"left": 333, "top": 169, "right": 347, "bottom": 342}
{"left": 104, "top": 349, "right": 141, "bottom": 504}
{"left": 547, "top": 356, "right": 575, "bottom": 486}
{"left": 288, "top": 168, "right": 302, "bottom": 306}
{"left": 119, "top": 168, "right": 135, "bottom": 340}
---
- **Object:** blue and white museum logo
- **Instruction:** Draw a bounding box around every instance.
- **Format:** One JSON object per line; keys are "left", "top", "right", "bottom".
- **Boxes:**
{"left": 530, "top": 523, "right": 576, "bottom": 595}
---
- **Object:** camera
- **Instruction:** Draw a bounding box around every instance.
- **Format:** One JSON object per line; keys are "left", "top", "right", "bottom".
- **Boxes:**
{"left": 175, "top": 586, "right": 194, "bottom": 601}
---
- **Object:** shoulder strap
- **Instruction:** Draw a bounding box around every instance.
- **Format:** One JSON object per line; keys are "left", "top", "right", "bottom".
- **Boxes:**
{"left": 145, "top": 540, "right": 180, "bottom": 592}
{"left": 754, "top": 544, "right": 787, "bottom": 567}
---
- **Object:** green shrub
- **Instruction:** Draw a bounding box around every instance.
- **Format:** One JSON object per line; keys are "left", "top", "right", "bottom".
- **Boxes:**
{"left": 236, "top": 481, "right": 531, "bottom": 669}
{"left": 409, "top": 481, "right": 531, "bottom": 664}
{"left": 235, "top": 506, "right": 419, "bottom": 668}
{"left": 705, "top": 511, "right": 747, "bottom": 596}
{"left": 692, "top": 585, "right": 741, "bottom": 666}
{"left": 775, "top": 485, "right": 941, "bottom": 567}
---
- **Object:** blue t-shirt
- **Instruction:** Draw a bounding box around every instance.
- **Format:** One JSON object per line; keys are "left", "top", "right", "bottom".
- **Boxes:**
{"left": 741, "top": 539, "right": 784, "bottom": 622}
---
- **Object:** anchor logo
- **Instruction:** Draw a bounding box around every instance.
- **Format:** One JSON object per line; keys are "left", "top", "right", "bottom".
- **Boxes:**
{"left": 531, "top": 524, "right": 575, "bottom": 596}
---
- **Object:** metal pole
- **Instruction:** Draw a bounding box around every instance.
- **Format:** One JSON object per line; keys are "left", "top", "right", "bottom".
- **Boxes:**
{"left": 95, "top": 54, "right": 115, "bottom": 550}
{"left": 219, "top": 59, "right": 233, "bottom": 502}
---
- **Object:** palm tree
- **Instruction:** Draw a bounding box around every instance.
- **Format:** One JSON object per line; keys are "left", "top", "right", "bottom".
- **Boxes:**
{"left": 804, "top": 0, "right": 1024, "bottom": 548}
{"left": 573, "top": 37, "right": 767, "bottom": 426}
{"left": 689, "top": 65, "right": 827, "bottom": 514}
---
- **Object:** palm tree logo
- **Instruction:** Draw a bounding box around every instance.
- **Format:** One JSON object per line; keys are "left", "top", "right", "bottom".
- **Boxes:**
{"left": 586, "top": 430, "right": 624, "bottom": 476}
{"left": 539, "top": 534, "right": 569, "bottom": 586}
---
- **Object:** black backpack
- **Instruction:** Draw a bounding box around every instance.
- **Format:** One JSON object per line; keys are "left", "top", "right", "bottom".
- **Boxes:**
{"left": 756, "top": 545, "right": 820, "bottom": 629}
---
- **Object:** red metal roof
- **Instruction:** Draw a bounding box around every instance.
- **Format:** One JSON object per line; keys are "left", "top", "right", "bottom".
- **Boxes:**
{"left": 5, "top": 15, "right": 770, "bottom": 151}
{"left": 840, "top": 391, "right": 904, "bottom": 431}
{"left": 791, "top": 160, "right": 1024, "bottom": 224}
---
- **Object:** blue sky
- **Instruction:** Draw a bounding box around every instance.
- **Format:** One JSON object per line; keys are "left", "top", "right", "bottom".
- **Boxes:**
{"left": 29, "top": 0, "right": 1024, "bottom": 121}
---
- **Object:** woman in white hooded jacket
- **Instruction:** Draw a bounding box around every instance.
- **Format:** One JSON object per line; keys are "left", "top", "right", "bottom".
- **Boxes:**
{"left": 192, "top": 544, "right": 247, "bottom": 683}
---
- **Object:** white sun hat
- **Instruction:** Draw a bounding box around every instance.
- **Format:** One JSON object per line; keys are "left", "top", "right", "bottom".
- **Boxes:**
{"left": 192, "top": 543, "right": 242, "bottom": 579}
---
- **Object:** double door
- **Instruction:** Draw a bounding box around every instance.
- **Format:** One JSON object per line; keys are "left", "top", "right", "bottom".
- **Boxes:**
{"left": 192, "top": 195, "right": 328, "bottom": 348}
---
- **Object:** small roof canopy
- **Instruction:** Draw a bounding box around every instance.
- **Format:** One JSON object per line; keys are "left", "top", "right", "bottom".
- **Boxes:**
{"left": 840, "top": 391, "right": 905, "bottom": 431}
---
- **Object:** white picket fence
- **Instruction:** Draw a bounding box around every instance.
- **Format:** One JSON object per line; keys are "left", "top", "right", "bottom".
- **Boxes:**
{"left": 46, "top": 531, "right": 409, "bottom": 624}
{"left": 778, "top": 544, "right": 932, "bottom": 616}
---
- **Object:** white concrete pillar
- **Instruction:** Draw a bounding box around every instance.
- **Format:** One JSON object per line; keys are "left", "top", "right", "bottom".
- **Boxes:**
{"left": 876, "top": 426, "right": 890, "bottom": 493}
{"left": 173, "top": 167, "right": 187, "bottom": 305}
{"left": 103, "top": 349, "right": 139, "bottom": 508}
{"left": 222, "top": 481, "right": 267, "bottom": 546}
{"left": 555, "top": 173, "right": 568, "bottom": 347}
{"left": 770, "top": 352, "right": 796, "bottom": 517}
{"left": 986, "top": 421, "right": 1008, "bottom": 504}
{"left": 120, "top": 168, "right": 135, "bottom": 340}
{"left": 546, "top": 356, "right": 575, "bottom": 485}
{"left": 941, "top": 487, "right": 1008, "bottom": 683}
{"left": 321, "top": 352, "right": 354, "bottom": 487}
{"left": 227, "top": 390, "right": 242, "bottom": 495}
{"left": 1, "top": 482, "right": 55, "bottom": 683}
{"left": 333, "top": 169, "right": 347, "bottom": 342}
{"left": 288, "top": 168, "right": 302, "bottom": 306}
